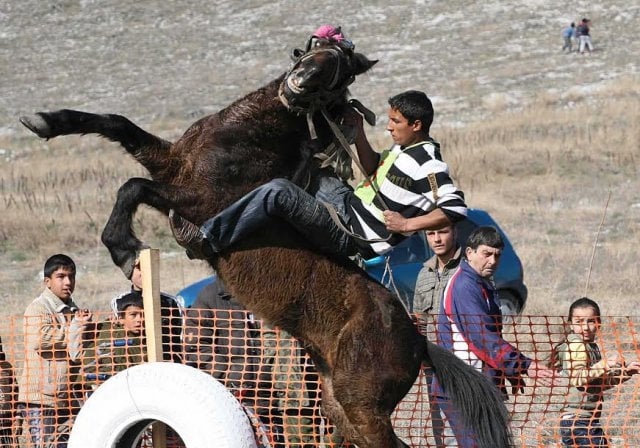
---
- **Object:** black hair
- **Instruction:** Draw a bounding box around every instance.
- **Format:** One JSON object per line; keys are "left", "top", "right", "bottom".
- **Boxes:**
{"left": 43, "top": 254, "right": 76, "bottom": 279}
{"left": 549, "top": 296, "right": 602, "bottom": 370}
{"left": 568, "top": 296, "right": 601, "bottom": 322}
{"left": 465, "top": 226, "right": 504, "bottom": 252}
{"left": 387, "top": 90, "right": 434, "bottom": 134}
{"left": 116, "top": 291, "right": 144, "bottom": 314}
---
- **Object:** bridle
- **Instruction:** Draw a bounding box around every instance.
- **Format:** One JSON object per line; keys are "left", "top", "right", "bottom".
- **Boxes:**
{"left": 278, "top": 44, "right": 355, "bottom": 115}
{"left": 278, "top": 43, "right": 391, "bottom": 245}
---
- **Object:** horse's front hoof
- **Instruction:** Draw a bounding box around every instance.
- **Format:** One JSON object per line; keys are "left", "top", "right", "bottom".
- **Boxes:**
{"left": 19, "top": 113, "right": 53, "bottom": 139}
{"left": 120, "top": 246, "right": 150, "bottom": 279}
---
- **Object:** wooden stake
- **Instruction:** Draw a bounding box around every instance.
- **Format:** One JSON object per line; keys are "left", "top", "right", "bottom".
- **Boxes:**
{"left": 139, "top": 248, "right": 167, "bottom": 448}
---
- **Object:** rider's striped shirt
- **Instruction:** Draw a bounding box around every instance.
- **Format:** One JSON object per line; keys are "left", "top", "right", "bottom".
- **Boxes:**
{"left": 347, "top": 140, "right": 467, "bottom": 255}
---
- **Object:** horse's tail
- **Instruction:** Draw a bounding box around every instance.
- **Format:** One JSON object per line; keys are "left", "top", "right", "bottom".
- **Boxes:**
{"left": 423, "top": 339, "right": 513, "bottom": 448}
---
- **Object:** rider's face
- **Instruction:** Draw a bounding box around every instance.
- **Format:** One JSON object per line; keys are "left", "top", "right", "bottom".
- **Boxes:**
{"left": 386, "top": 108, "right": 423, "bottom": 147}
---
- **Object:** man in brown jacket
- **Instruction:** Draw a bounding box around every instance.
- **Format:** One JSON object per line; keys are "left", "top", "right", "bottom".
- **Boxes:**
{"left": 18, "top": 254, "right": 92, "bottom": 448}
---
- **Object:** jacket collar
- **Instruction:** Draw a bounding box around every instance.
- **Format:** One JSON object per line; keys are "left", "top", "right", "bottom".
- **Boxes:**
{"left": 41, "top": 287, "right": 78, "bottom": 313}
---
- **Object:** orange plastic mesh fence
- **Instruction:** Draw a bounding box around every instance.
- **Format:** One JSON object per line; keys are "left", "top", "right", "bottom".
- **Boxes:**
{"left": 1, "top": 310, "right": 639, "bottom": 447}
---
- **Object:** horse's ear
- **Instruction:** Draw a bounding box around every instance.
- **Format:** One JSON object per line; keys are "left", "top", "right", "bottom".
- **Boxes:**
{"left": 353, "top": 53, "right": 378, "bottom": 75}
{"left": 290, "top": 48, "right": 305, "bottom": 61}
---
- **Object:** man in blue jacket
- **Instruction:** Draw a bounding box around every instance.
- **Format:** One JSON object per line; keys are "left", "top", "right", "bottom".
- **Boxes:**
{"left": 434, "top": 226, "right": 554, "bottom": 447}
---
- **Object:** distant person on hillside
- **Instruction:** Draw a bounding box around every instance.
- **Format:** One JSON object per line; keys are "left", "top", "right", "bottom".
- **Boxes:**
{"left": 562, "top": 22, "right": 576, "bottom": 52}
{"left": 577, "top": 18, "right": 593, "bottom": 55}
{"left": 551, "top": 297, "right": 640, "bottom": 447}
{"left": 18, "top": 254, "right": 93, "bottom": 448}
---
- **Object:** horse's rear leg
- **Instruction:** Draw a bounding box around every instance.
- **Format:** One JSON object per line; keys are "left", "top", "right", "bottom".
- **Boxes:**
{"left": 19, "top": 109, "right": 171, "bottom": 155}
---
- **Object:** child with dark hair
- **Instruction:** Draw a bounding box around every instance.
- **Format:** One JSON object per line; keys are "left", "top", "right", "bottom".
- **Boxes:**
{"left": 18, "top": 253, "right": 92, "bottom": 448}
{"left": 80, "top": 293, "right": 147, "bottom": 392}
{"left": 552, "top": 297, "right": 640, "bottom": 447}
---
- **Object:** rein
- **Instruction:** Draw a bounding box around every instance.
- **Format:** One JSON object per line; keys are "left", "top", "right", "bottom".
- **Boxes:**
{"left": 318, "top": 107, "right": 392, "bottom": 244}
{"left": 278, "top": 44, "right": 391, "bottom": 244}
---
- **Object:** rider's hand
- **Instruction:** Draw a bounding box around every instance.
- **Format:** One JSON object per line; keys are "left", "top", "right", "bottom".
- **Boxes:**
{"left": 383, "top": 210, "right": 408, "bottom": 233}
{"left": 341, "top": 106, "right": 364, "bottom": 129}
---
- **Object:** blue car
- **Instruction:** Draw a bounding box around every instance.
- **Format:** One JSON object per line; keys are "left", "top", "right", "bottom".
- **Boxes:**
{"left": 177, "top": 208, "right": 527, "bottom": 315}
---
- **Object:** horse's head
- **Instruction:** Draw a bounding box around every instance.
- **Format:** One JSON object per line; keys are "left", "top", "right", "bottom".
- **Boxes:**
{"left": 279, "top": 36, "right": 377, "bottom": 114}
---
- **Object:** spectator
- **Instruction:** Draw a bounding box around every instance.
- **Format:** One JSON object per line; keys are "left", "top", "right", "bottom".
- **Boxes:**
{"left": 184, "top": 280, "right": 281, "bottom": 445}
{"left": 184, "top": 280, "right": 259, "bottom": 381}
{"left": 17, "top": 254, "right": 92, "bottom": 448}
{"left": 80, "top": 293, "right": 147, "bottom": 394}
{"left": 184, "top": 280, "right": 335, "bottom": 447}
{"left": 562, "top": 22, "right": 576, "bottom": 52}
{"left": 577, "top": 18, "right": 593, "bottom": 55}
{"left": 551, "top": 297, "right": 640, "bottom": 447}
{"left": 412, "top": 224, "right": 462, "bottom": 447}
{"left": 434, "top": 227, "right": 554, "bottom": 446}
{"left": 414, "top": 224, "right": 462, "bottom": 321}
{"left": 109, "top": 258, "right": 183, "bottom": 362}
{"left": 79, "top": 261, "right": 181, "bottom": 447}
{"left": 0, "top": 338, "right": 17, "bottom": 447}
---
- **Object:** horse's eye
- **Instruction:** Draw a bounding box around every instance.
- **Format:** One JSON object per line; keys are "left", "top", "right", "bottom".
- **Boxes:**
{"left": 312, "top": 38, "right": 329, "bottom": 48}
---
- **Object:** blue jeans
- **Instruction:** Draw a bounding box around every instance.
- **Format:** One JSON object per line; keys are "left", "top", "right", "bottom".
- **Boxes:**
{"left": 560, "top": 417, "right": 608, "bottom": 447}
{"left": 201, "top": 176, "right": 375, "bottom": 259}
{"left": 424, "top": 368, "right": 456, "bottom": 447}
{"left": 18, "top": 403, "right": 69, "bottom": 448}
{"left": 434, "top": 394, "right": 478, "bottom": 447}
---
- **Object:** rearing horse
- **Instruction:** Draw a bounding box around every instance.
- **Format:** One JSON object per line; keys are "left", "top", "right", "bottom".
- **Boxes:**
{"left": 20, "top": 35, "right": 512, "bottom": 448}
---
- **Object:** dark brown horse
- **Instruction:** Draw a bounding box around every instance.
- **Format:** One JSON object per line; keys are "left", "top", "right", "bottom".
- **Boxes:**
{"left": 20, "top": 38, "right": 511, "bottom": 447}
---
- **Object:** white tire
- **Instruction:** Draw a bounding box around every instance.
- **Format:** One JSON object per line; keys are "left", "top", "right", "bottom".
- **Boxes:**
{"left": 69, "top": 362, "right": 257, "bottom": 448}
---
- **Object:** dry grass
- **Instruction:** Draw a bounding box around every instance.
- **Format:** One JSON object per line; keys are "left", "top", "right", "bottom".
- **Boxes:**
{"left": 435, "top": 75, "right": 640, "bottom": 317}
{"left": 0, "top": 129, "right": 211, "bottom": 313}
{"left": 1, "top": 77, "right": 639, "bottom": 317}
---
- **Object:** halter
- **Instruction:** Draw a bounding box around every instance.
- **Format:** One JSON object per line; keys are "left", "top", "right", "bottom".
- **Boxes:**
{"left": 278, "top": 44, "right": 390, "bottom": 244}
{"left": 278, "top": 45, "right": 355, "bottom": 115}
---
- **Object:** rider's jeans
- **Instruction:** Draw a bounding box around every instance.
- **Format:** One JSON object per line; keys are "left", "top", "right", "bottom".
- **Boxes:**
{"left": 200, "top": 176, "right": 372, "bottom": 259}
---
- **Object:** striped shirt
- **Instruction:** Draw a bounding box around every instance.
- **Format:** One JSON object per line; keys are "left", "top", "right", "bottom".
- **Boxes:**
{"left": 347, "top": 140, "right": 467, "bottom": 254}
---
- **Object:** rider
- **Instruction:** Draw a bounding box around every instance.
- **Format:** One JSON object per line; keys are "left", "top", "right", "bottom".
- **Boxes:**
{"left": 170, "top": 27, "right": 467, "bottom": 262}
